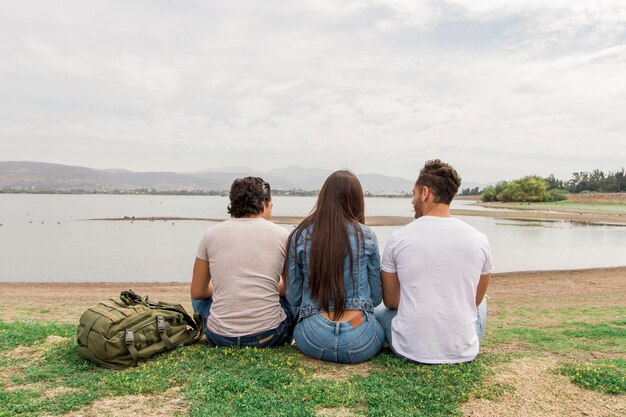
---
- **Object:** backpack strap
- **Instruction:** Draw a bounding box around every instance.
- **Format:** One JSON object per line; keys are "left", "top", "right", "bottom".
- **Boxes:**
{"left": 78, "top": 312, "right": 101, "bottom": 346}
{"left": 120, "top": 290, "right": 143, "bottom": 306}
{"left": 119, "top": 291, "right": 204, "bottom": 348}
{"left": 125, "top": 330, "right": 140, "bottom": 367}
{"left": 155, "top": 303, "right": 204, "bottom": 342}
{"left": 192, "top": 313, "right": 204, "bottom": 341}
{"left": 156, "top": 316, "right": 174, "bottom": 350}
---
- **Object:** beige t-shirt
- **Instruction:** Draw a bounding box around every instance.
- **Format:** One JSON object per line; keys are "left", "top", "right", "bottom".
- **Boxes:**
{"left": 196, "top": 218, "right": 290, "bottom": 337}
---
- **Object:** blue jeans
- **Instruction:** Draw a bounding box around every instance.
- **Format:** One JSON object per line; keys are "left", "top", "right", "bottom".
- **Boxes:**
{"left": 374, "top": 297, "right": 488, "bottom": 347}
{"left": 191, "top": 296, "right": 295, "bottom": 348}
{"left": 293, "top": 311, "right": 384, "bottom": 363}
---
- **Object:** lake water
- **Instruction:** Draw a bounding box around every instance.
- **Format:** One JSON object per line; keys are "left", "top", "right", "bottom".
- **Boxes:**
{"left": 1, "top": 194, "right": 624, "bottom": 282}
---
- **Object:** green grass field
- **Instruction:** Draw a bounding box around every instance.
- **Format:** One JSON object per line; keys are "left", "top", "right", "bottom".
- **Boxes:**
{"left": 535, "top": 200, "right": 626, "bottom": 213}
{"left": 1, "top": 300, "right": 624, "bottom": 417}
{"left": 484, "top": 200, "right": 626, "bottom": 214}
{"left": 0, "top": 320, "right": 490, "bottom": 417}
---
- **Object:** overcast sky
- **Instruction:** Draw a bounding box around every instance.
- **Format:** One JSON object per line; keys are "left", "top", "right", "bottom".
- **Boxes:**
{"left": 1, "top": 0, "right": 625, "bottom": 183}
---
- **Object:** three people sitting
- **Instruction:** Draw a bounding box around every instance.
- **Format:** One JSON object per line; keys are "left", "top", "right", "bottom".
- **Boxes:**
{"left": 191, "top": 160, "right": 492, "bottom": 364}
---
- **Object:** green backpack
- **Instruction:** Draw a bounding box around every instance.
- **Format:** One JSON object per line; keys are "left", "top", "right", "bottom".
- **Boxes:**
{"left": 77, "top": 290, "right": 204, "bottom": 369}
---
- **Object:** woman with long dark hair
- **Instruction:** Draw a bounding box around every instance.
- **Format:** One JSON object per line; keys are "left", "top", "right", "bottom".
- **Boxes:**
{"left": 285, "top": 170, "right": 384, "bottom": 363}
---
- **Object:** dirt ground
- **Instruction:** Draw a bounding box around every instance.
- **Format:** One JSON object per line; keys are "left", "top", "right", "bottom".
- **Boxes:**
{"left": 487, "top": 267, "right": 626, "bottom": 310}
{"left": 1, "top": 267, "right": 625, "bottom": 324}
{"left": 461, "top": 356, "right": 625, "bottom": 417}
{"left": 568, "top": 192, "right": 626, "bottom": 203}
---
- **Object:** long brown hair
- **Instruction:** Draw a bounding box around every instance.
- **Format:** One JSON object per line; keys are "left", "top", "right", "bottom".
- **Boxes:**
{"left": 287, "top": 170, "right": 365, "bottom": 320}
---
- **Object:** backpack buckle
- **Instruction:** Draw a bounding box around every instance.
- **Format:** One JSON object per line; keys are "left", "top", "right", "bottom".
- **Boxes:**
{"left": 156, "top": 316, "right": 166, "bottom": 333}
{"left": 125, "top": 330, "right": 134, "bottom": 345}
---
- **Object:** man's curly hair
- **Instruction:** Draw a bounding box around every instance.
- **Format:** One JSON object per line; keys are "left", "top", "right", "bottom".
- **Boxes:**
{"left": 227, "top": 177, "right": 272, "bottom": 218}
{"left": 416, "top": 159, "right": 462, "bottom": 205}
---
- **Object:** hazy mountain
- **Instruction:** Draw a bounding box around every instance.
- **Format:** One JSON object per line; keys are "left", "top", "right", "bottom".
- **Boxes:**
{"left": 194, "top": 166, "right": 264, "bottom": 175}
{"left": 265, "top": 166, "right": 332, "bottom": 183}
{"left": 358, "top": 173, "right": 414, "bottom": 194}
{"left": 0, "top": 161, "right": 223, "bottom": 191}
{"left": 0, "top": 161, "right": 484, "bottom": 193}
{"left": 0, "top": 161, "right": 118, "bottom": 191}
{"left": 192, "top": 165, "right": 332, "bottom": 190}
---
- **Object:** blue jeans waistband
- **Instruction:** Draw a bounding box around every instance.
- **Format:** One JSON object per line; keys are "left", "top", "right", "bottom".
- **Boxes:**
{"left": 302, "top": 311, "right": 370, "bottom": 335}
{"left": 298, "top": 299, "right": 375, "bottom": 320}
{"left": 207, "top": 325, "right": 281, "bottom": 347}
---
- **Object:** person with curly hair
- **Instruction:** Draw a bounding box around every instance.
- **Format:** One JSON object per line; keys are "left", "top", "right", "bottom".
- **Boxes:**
{"left": 191, "top": 177, "right": 294, "bottom": 347}
{"left": 375, "top": 160, "right": 493, "bottom": 364}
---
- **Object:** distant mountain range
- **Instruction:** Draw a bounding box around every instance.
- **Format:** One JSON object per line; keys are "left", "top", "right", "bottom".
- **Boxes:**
{"left": 0, "top": 161, "right": 484, "bottom": 194}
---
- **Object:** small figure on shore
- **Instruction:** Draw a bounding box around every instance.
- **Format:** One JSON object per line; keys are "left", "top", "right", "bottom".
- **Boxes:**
{"left": 375, "top": 159, "right": 493, "bottom": 364}
{"left": 191, "top": 177, "right": 294, "bottom": 348}
{"left": 285, "top": 170, "right": 384, "bottom": 363}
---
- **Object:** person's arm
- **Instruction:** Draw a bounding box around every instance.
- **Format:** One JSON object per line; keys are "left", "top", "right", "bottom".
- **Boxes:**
{"left": 278, "top": 277, "right": 286, "bottom": 297}
{"left": 277, "top": 231, "right": 290, "bottom": 297}
{"left": 476, "top": 273, "right": 490, "bottom": 306}
{"left": 285, "top": 235, "right": 303, "bottom": 310}
{"left": 380, "top": 234, "right": 400, "bottom": 309}
{"left": 381, "top": 270, "right": 401, "bottom": 309}
{"left": 367, "top": 233, "right": 383, "bottom": 307}
{"left": 191, "top": 257, "right": 213, "bottom": 299}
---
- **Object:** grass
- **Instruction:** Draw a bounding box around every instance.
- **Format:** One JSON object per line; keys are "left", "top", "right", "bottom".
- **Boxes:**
{"left": 485, "top": 305, "right": 626, "bottom": 355}
{"left": 560, "top": 359, "right": 626, "bottom": 395}
{"left": 535, "top": 201, "right": 626, "bottom": 213}
{"left": 484, "top": 200, "right": 626, "bottom": 214}
{"left": 0, "top": 320, "right": 74, "bottom": 352}
{"left": 483, "top": 302, "right": 626, "bottom": 403}
{"left": 0, "top": 320, "right": 490, "bottom": 417}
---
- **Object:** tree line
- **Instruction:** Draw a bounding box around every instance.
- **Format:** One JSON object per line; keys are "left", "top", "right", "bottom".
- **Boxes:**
{"left": 545, "top": 168, "right": 626, "bottom": 193}
{"left": 479, "top": 168, "right": 625, "bottom": 203}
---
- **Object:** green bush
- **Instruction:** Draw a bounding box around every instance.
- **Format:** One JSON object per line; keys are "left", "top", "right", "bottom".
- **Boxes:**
{"left": 547, "top": 189, "right": 568, "bottom": 202}
{"left": 480, "top": 186, "right": 497, "bottom": 202}
{"left": 480, "top": 176, "right": 550, "bottom": 203}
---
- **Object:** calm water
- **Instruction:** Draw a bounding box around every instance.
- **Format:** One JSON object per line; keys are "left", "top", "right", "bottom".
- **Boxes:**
{"left": 1, "top": 194, "right": 624, "bottom": 282}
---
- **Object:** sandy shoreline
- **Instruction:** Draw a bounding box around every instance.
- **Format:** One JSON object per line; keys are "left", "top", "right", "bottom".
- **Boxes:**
{"left": 89, "top": 209, "right": 626, "bottom": 226}
{"left": 1, "top": 266, "right": 624, "bottom": 324}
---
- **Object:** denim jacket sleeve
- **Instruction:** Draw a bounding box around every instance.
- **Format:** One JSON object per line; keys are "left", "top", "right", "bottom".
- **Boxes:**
{"left": 286, "top": 234, "right": 304, "bottom": 311}
{"left": 367, "top": 231, "right": 383, "bottom": 307}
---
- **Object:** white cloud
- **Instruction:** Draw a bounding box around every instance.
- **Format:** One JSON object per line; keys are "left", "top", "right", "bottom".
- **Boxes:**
{"left": 1, "top": 0, "right": 625, "bottom": 181}
{"left": 108, "top": 56, "right": 180, "bottom": 98}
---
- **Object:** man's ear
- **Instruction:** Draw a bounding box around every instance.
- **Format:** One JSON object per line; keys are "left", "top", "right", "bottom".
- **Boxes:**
{"left": 422, "top": 186, "right": 430, "bottom": 202}
{"left": 261, "top": 200, "right": 273, "bottom": 220}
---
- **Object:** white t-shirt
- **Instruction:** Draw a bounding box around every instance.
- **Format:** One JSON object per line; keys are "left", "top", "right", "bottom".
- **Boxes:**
{"left": 381, "top": 216, "right": 493, "bottom": 364}
{"left": 196, "top": 218, "right": 290, "bottom": 337}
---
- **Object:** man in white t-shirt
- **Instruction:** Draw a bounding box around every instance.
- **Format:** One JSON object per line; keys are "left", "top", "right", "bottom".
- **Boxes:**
{"left": 374, "top": 160, "right": 492, "bottom": 364}
{"left": 190, "top": 176, "right": 293, "bottom": 348}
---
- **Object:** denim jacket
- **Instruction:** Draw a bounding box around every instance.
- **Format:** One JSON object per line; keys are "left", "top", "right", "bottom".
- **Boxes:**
{"left": 286, "top": 223, "right": 383, "bottom": 319}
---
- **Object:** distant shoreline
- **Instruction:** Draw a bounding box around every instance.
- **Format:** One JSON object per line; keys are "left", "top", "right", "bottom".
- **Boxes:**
{"left": 0, "top": 190, "right": 411, "bottom": 198}
{"left": 86, "top": 209, "right": 626, "bottom": 226}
